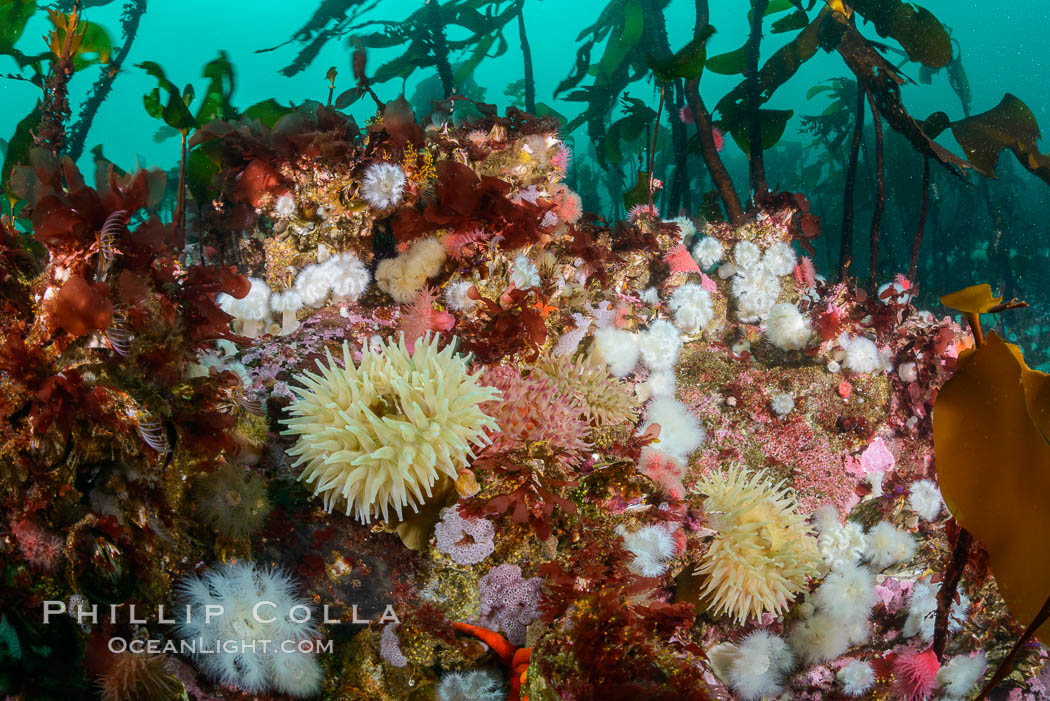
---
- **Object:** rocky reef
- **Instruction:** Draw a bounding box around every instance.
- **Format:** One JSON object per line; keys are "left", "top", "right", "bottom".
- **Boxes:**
{"left": 1, "top": 98, "right": 1047, "bottom": 701}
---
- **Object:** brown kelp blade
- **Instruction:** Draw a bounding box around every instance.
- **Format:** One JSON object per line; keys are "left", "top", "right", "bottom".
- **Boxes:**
{"left": 933, "top": 332, "right": 1050, "bottom": 642}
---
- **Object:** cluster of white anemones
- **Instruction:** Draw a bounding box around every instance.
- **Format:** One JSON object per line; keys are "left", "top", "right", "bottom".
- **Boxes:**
{"left": 508, "top": 253, "right": 541, "bottom": 290}
{"left": 668, "top": 283, "right": 714, "bottom": 335}
{"left": 217, "top": 252, "right": 371, "bottom": 338}
{"left": 294, "top": 251, "right": 372, "bottom": 309}
{"left": 708, "top": 498, "right": 937, "bottom": 700}
{"left": 281, "top": 334, "right": 499, "bottom": 523}
{"left": 703, "top": 239, "right": 798, "bottom": 323}
{"left": 175, "top": 562, "right": 322, "bottom": 698}
{"left": 790, "top": 561, "right": 876, "bottom": 667}
{"left": 437, "top": 670, "right": 505, "bottom": 701}
{"left": 708, "top": 629, "right": 795, "bottom": 700}
{"left": 812, "top": 508, "right": 917, "bottom": 573}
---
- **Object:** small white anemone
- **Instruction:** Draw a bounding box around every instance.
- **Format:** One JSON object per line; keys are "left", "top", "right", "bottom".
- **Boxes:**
{"left": 294, "top": 263, "right": 333, "bottom": 308}
{"left": 218, "top": 277, "right": 272, "bottom": 338}
{"left": 637, "top": 319, "right": 682, "bottom": 372}
{"left": 616, "top": 524, "right": 676, "bottom": 577}
{"left": 763, "top": 241, "right": 797, "bottom": 276}
{"left": 770, "top": 392, "right": 795, "bottom": 417}
{"left": 361, "top": 162, "right": 407, "bottom": 209}
{"left": 693, "top": 236, "right": 724, "bottom": 269}
{"left": 668, "top": 283, "right": 714, "bottom": 334}
{"left": 765, "top": 303, "right": 811, "bottom": 350}
{"left": 734, "top": 240, "right": 762, "bottom": 270}
{"left": 325, "top": 252, "right": 371, "bottom": 302}
{"left": 591, "top": 327, "right": 639, "bottom": 378}
{"left": 270, "top": 290, "right": 304, "bottom": 336}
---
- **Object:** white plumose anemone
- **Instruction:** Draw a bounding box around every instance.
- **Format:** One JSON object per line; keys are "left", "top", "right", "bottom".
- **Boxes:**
{"left": 770, "top": 392, "right": 795, "bottom": 417}
{"left": 281, "top": 334, "right": 499, "bottom": 523}
{"left": 765, "top": 302, "right": 811, "bottom": 350}
{"left": 789, "top": 611, "right": 850, "bottom": 664}
{"left": 325, "top": 252, "right": 371, "bottom": 302}
{"left": 638, "top": 396, "right": 705, "bottom": 461}
{"left": 591, "top": 327, "right": 639, "bottom": 378}
{"left": 731, "top": 266, "right": 781, "bottom": 322}
{"left": 444, "top": 280, "right": 477, "bottom": 312}
{"left": 938, "top": 653, "right": 987, "bottom": 699}
{"left": 763, "top": 241, "right": 797, "bottom": 276}
{"left": 864, "top": 520, "right": 916, "bottom": 570}
{"left": 813, "top": 562, "right": 876, "bottom": 622}
{"left": 617, "top": 524, "right": 676, "bottom": 577}
{"left": 817, "top": 520, "right": 866, "bottom": 570}
{"left": 271, "top": 290, "right": 304, "bottom": 336}
{"left": 637, "top": 319, "right": 683, "bottom": 372}
{"left": 670, "top": 216, "right": 697, "bottom": 242}
{"left": 274, "top": 192, "right": 296, "bottom": 218}
{"left": 668, "top": 283, "right": 714, "bottom": 334}
{"left": 175, "top": 561, "right": 322, "bottom": 697}
{"left": 217, "top": 277, "right": 272, "bottom": 338}
{"left": 693, "top": 236, "right": 724, "bottom": 269}
{"left": 843, "top": 335, "right": 882, "bottom": 374}
{"left": 908, "top": 479, "right": 943, "bottom": 521}
{"left": 904, "top": 576, "right": 970, "bottom": 641}
{"left": 726, "top": 629, "right": 795, "bottom": 700}
{"left": 294, "top": 263, "right": 334, "bottom": 308}
{"left": 838, "top": 659, "right": 876, "bottom": 696}
{"left": 733, "top": 240, "right": 762, "bottom": 270}
{"left": 361, "top": 162, "right": 407, "bottom": 209}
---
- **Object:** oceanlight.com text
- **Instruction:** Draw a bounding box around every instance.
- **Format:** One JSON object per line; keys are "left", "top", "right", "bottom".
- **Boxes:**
{"left": 107, "top": 637, "right": 335, "bottom": 655}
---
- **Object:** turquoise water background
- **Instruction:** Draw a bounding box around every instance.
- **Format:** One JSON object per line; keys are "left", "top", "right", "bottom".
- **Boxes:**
{"left": 3, "top": 1, "right": 1046, "bottom": 174}
{"left": 2, "top": 1, "right": 1049, "bottom": 364}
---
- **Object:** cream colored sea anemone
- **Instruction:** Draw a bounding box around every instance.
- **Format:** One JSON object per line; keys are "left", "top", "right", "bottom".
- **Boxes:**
{"left": 281, "top": 334, "right": 499, "bottom": 523}
{"left": 535, "top": 351, "right": 638, "bottom": 427}
{"left": 693, "top": 464, "right": 820, "bottom": 624}
{"left": 195, "top": 462, "right": 272, "bottom": 540}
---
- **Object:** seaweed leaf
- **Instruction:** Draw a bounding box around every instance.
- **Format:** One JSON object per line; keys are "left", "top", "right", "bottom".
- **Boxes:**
{"left": 950, "top": 94, "right": 1050, "bottom": 185}
{"left": 722, "top": 108, "right": 794, "bottom": 154}
{"left": 705, "top": 41, "right": 748, "bottom": 76}
{"left": 241, "top": 98, "right": 294, "bottom": 128}
{"left": 846, "top": 0, "right": 952, "bottom": 68}
{"left": 596, "top": 0, "right": 644, "bottom": 80}
{"left": 713, "top": 9, "right": 826, "bottom": 151}
{"left": 193, "top": 51, "right": 237, "bottom": 126}
{"left": 648, "top": 22, "right": 714, "bottom": 82}
{"left": 830, "top": 13, "right": 972, "bottom": 175}
{"left": 257, "top": 0, "right": 381, "bottom": 76}
{"left": 0, "top": 0, "right": 37, "bottom": 53}
{"left": 933, "top": 330, "right": 1050, "bottom": 643}
{"left": 946, "top": 43, "right": 971, "bottom": 114}
{"left": 1, "top": 103, "right": 40, "bottom": 189}
{"left": 603, "top": 96, "right": 657, "bottom": 165}
{"left": 138, "top": 61, "right": 196, "bottom": 131}
{"left": 771, "top": 8, "right": 808, "bottom": 33}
